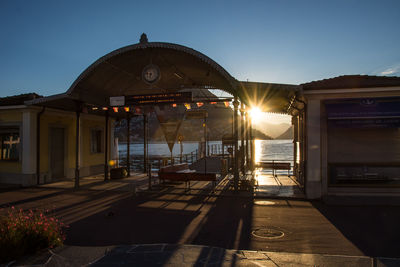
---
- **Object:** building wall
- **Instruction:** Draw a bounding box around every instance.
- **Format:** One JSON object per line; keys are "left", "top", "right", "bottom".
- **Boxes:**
{"left": 39, "top": 110, "right": 76, "bottom": 181}
{"left": 80, "top": 114, "right": 108, "bottom": 177}
{"left": 0, "top": 107, "right": 113, "bottom": 186}
{"left": 303, "top": 87, "right": 400, "bottom": 199}
{"left": 39, "top": 110, "right": 111, "bottom": 182}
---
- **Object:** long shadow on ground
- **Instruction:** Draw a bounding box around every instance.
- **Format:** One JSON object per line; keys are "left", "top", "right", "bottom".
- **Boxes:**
{"left": 64, "top": 194, "right": 199, "bottom": 246}
{"left": 191, "top": 195, "right": 253, "bottom": 250}
{"left": 313, "top": 201, "right": 400, "bottom": 258}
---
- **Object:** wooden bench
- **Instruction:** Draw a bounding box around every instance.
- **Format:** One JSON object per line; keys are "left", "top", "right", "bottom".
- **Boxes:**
{"left": 158, "top": 163, "right": 217, "bottom": 189}
{"left": 257, "top": 161, "right": 291, "bottom": 177}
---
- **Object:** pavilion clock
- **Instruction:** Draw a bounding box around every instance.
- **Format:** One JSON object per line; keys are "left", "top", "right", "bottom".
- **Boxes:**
{"left": 142, "top": 64, "right": 161, "bottom": 84}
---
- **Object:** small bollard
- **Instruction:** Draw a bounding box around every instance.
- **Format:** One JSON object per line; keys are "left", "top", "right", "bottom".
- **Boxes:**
{"left": 131, "top": 184, "right": 137, "bottom": 197}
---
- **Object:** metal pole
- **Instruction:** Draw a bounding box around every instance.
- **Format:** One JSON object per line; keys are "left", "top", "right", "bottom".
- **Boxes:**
{"left": 143, "top": 114, "right": 148, "bottom": 173}
{"left": 126, "top": 113, "right": 131, "bottom": 177}
{"left": 75, "top": 106, "right": 81, "bottom": 188}
{"left": 249, "top": 117, "right": 254, "bottom": 171}
{"left": 104, "top": 111, "right": 109, "bottom": 181}
{"left": 180, "top": 141, "right": 183, "bottom": 163}
{"left": 233, "top": 97, "right": 239, "bottom": 191}
{"left": 204, "top": 115, "right": 207, "bottom": 174}
{"left": 240, "top": 101, "right": 245, "bottom": 175}
{"left": 245, "top": 109, "right": 250, "bottom": 170}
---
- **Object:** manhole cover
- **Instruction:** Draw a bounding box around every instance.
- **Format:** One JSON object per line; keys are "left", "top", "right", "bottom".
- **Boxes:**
{"left": 254, "top": 200, "right": 275, "bottom": 206}
{"left": 252, "top": 227, "right": 284, "bottom": 239}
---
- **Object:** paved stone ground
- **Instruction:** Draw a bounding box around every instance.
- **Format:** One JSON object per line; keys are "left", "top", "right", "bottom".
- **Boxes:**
{"left": 1, "top": 173, "right": 400, "bottom": 266}
{"left": 254, "top": 169, "right": 305, "bottom": 198}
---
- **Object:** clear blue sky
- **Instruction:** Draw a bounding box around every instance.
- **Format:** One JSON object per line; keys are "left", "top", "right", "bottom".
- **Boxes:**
{"left": 1, "top": 0, "right": 399, "bottom": 97}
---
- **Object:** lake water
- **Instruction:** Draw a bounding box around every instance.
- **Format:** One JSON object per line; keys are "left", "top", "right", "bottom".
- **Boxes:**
{"left": 118, "top": 139, "right": 293, "bottom": 164}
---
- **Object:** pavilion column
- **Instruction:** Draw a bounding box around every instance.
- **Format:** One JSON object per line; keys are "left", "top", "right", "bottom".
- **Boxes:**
{"left": 292, "top": 115, "right": 299, "bottom": 178}
{"left": 245, "top": 108, "right": 250, "bottom": 171}
{"left": 299, "top": 111, "right": 305, "bottom": 184}
{"left": 249, "top": 117, "right": 254, "bottom": 171}
{"left": 233, "top": 96, "right": 239, "bottom": 191}
{"left": 240, "top": 102, "right": 245, "bottom": 174}
{"left": 126, "top": 113, "right": 131, "bottom": 177}
{"left": 104, "top": 111, "right": 109, "bottom": 181}
{"left": 143, "top": 114, "right": 148, "bottom": 173}
{"left": 74, "top": 103, "right": 81, "bottom": 189}
{"left": 306, "top": 99, "right": 321, "bottom": 199}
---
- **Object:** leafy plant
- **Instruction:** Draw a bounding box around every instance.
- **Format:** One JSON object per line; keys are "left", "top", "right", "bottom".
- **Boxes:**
{"left": 0, "top": 206, "right": 67, "bottom": 263}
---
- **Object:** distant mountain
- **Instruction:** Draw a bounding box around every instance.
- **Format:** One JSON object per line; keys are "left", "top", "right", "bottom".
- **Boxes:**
{"left": 253, "top": 122, "right": 291, "bottom": 138}
{"left": 275, "top": 125, "right": 293, "bottom": 140}
{"left": 252, "top": 129, "right": 272, "bottom": 140}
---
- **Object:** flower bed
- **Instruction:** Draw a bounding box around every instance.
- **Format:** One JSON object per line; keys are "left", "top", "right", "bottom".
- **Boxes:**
{"left": 0, "top": 206, "right": 67, "bottom": 263}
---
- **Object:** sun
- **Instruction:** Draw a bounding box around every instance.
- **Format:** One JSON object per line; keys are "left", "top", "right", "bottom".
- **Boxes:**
{"left": 249, "top": 107, "right": 263, "bottom": 123}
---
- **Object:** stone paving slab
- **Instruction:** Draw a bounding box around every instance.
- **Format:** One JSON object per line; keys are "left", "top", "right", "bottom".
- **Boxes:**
{"left": 12, "top": 244, "right": 396, "bottom": 267}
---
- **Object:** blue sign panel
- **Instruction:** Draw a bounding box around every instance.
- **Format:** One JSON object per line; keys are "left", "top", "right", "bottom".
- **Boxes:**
{"left": 325, "top": 97, "right": 400, "bottom": 119}
{"left": 326, "top": 97, "right": 400, "bottom": 128}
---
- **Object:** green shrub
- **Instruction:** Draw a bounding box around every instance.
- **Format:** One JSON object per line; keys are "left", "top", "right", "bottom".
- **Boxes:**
{"left": 0, "top": 206, "right": 67, "bottom": 263}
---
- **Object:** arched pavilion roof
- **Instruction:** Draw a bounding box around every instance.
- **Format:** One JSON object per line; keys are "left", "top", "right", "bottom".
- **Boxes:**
{"left": 66, "top": 40, "right": 238, "bottom": 106}
{"left": 25, "top": 36, "right": 299, "bottom": 115}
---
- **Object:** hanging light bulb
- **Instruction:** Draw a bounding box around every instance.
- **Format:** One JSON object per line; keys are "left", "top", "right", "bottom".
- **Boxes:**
{"left": 197, "top": 102, "right": 204, "bottom": 107}
{"left": 102, "top": 107, "right": 108, "bottom": 111}
{"left": 112, "top": 107, "right": 119, "bottom": 113}
{"left": 184, "top": 103, "right": 191, "bottom": 110}
{"left": 124, "top": 107, "right": 130, "bottom": 112}
{"left": 224, "top": 101, "right": 230, "bottom": 107}
{"left": 172, "top": 103, "right": 177, "bottom": 108}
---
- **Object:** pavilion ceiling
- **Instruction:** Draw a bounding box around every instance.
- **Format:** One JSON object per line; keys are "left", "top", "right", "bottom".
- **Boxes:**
{"left": 238, "top": 81, "right": 299, "bottom": 114}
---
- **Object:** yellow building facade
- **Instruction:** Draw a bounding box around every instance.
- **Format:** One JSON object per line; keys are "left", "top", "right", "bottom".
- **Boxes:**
{"left": 0, "top": 98, "right": 115, "bottom": 186}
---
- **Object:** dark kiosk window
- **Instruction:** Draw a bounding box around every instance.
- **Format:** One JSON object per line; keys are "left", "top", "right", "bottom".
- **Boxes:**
{"left": 0, "top": 128, "right": 20, "bottom": 161}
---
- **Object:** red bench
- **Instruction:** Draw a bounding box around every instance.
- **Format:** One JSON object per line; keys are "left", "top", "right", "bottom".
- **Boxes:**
{"left": 158, "top": 163, "right": 217, "bottom": 189}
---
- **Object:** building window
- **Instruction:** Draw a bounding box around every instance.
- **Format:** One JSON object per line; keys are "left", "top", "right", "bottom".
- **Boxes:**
{"left": 0, "top": 128, "right": 20, "bottom": 161}
{"left": 91, "top": 129, "right": 103, "bottom": 153}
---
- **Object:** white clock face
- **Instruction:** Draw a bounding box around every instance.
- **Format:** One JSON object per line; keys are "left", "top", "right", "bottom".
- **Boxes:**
{"left": 142, "top": 65, "right": 160, "bottom": 83}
